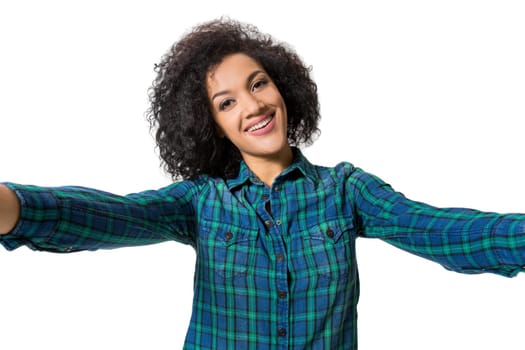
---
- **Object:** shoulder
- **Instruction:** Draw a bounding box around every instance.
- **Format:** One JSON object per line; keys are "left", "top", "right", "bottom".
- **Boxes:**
{"left": 312, "top": 161, "right": 356, "bottom": 183}
{"left": 312, "top": 160, "right": 382, "bottom": 191}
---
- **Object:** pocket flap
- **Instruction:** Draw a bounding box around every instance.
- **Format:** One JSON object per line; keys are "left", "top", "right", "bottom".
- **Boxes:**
{"left": 199, "top": 221, "right": 258, "bottom": 247}
{"left": 305, "top": 219, "right": 354, "bottom": 243}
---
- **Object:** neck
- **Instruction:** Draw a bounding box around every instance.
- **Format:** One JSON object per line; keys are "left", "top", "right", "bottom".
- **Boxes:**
{"left": 243, "top": 146, "right": 294, "bottom": 187}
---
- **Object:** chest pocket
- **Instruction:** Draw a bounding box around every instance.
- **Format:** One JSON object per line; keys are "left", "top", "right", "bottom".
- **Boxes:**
{"left": 295, "top": 220, "right": 356, "bottom": 289}
{"left": 198, "top": 222, "right": 259, "bottom": 284}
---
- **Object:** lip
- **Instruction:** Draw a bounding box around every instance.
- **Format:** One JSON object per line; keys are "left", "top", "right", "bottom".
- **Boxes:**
{"left": 244, "top": 111, "right": 275, "bottom": 136}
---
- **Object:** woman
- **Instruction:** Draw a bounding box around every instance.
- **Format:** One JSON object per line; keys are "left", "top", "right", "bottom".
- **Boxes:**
{"left": 1, "top": 18, "right": 524, "bottom": 349}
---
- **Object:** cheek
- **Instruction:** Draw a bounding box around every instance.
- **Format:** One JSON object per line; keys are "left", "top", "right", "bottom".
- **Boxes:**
{"left": 214, "top": 116, "right": 238, "bottom": 139}
{"left": 272, "top": 91, "right": 286, "bottom": 114}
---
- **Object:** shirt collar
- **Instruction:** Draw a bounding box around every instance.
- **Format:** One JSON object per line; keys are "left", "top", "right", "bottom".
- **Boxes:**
{"left": 226, "top": 147, "right": 319, "bottom": 190}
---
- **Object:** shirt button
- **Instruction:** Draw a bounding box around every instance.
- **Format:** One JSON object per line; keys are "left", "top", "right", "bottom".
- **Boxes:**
{"left": 278, "top": 328, "right": 287, "bottom": 337}
{"left": 274, "top": 185, "right": 280, "bottom": 191}
{"left": 225, "top": 232, "right": 233, "bottom": 240}
{"left": 326, "top": 228, "right": 334, "bottom": 238}
{"left": 262, "top": 194, "right": 269, "bottom": 200}
{"left": 275, "top": 219, "right": 281, "bottom": 226}
{"left": 276, "top": 253, "right": 284, "bottom": 262}
{"left": 278, "top": 290, "right": 287, "bottom": 298}
{"left": 264, "top": 220, "right": 273, "bottom": 228}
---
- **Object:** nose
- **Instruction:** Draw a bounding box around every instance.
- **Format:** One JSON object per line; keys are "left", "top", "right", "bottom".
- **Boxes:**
{"left": 240, "top": 92, "right": 265, "bottom": 117}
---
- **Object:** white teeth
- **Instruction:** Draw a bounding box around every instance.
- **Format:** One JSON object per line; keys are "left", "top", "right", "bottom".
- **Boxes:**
{"left": 247, "top": 116, "right": 272, "bottom": 132}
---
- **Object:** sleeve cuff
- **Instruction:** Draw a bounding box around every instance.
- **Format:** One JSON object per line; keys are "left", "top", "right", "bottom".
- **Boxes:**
{"left": 0, "top": 182, "right": 60, "bottom": 251}
{"left": 491, "top": 216, "right": 525, "bottom": 277}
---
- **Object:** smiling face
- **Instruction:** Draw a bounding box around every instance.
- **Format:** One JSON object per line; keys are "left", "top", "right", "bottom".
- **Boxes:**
{"left": 207, "top": 53, "right": 291, "bottom": 165}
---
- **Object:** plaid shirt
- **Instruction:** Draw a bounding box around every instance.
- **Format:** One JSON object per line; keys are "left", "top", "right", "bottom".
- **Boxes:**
{"left": 2, "top": 149, "right": 525, "bottom": 349}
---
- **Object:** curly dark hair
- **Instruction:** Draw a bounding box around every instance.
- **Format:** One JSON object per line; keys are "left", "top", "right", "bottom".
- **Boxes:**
{"left": 146, "top": 18, "right": 320, "bottom": 180}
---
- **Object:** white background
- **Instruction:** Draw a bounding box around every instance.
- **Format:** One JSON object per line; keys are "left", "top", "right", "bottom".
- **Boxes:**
{"left": 1, "top": 0, "right": 524, "bottom": 349}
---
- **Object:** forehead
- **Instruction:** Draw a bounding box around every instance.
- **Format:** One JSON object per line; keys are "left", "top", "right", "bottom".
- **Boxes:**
{"left": 207, "top": 53, "right": 265, "bottom": 91}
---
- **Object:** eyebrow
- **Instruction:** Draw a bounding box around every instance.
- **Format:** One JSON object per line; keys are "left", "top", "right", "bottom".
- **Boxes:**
{"left": 211, "top": 70, "right": 265, "bottom": 102}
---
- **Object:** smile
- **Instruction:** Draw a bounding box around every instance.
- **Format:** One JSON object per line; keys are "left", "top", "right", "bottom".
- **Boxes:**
{"left": 245, "top": 113, "right": 275, "bottom": 133}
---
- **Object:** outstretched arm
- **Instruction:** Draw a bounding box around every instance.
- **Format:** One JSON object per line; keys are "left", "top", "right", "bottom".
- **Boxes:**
{"left": 349, "top": 167, "right": 525, "bottom": 277}
{"left": 0, "top": 185, "right": 20, "bottom": 235}
{"left": 0, "top": 181, "right": 199, "bottom": 252}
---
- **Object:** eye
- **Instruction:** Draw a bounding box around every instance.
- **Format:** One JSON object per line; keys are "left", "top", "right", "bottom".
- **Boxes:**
{"left": 219, "top": 98, "right": 235, "bottom": 111}
{"left": 251, "top": 79, "right": 268, "bottom": 92}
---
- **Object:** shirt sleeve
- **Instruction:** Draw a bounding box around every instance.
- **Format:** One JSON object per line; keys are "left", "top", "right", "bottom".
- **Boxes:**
{"left": 0, "top": 180, "right": 199, "bottom": 253}
{"left": 349, "top": 167, "right": 525, "bottom": 277}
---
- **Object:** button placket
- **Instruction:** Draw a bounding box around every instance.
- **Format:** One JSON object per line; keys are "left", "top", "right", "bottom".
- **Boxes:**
{"left": 253, "top": 180, "right": 289, "bottom": 345}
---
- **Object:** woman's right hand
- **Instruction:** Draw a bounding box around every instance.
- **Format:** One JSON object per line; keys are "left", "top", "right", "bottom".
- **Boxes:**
{"left": 0, "top": 185, "right": 20, "bottom": 235}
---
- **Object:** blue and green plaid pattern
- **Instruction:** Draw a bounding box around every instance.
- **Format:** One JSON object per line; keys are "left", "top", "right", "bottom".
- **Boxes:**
{"left": 2, "top": 149, "right": 525, "bottom": 349}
